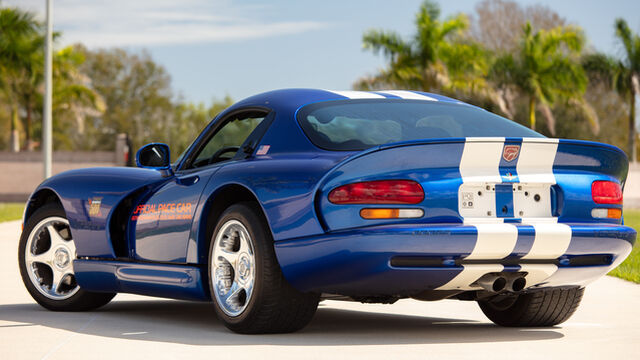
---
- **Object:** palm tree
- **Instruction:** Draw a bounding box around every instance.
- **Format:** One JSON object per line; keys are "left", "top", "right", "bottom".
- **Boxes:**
{"left": 490, "top": 22, "right": 592, "bottom": 135}
{"left": 616, "top": 19, "right": 640, "bottom": 162}
{"left": 583, "top": 19, "right": 640, "bottom": 162}
{"left": 0, "top": 7, "right": 39, "bottom": 152}
{"left": 1, "top": 7, "right": 103, "bottom": 151}
{"left": 356, "top": 1, "right": 514, "bottom": 117}
{"left": 14, "top": 31, "right": 44, "bottom": 150}
{"left": 583, "top": 19, "right": 640, "bottom": 161}
{"left": 357, "top": 1, "right": 472, "bottom": 90}
{"left": 51, "top": 46, "right": 106, "bottom": 149}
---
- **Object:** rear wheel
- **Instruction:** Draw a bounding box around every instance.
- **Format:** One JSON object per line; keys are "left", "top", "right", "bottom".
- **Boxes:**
{"left": 19, "top": 203, "right": 116, "bottom": 311}
{"left": 478, "top": 287, "right": 584, "bottom": 327}
{"left": 208, "top": 202, "right": 319, "bottom": 334}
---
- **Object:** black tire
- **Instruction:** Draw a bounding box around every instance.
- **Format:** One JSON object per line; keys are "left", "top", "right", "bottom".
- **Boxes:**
{"left": 19, "top": 203, "right": 116, "bottom": 311}
{"left": 208, "top": 202, "right": 319, "bottom": 334}
{"left": 478, "top": 287, "right": 584, "bottom": 327}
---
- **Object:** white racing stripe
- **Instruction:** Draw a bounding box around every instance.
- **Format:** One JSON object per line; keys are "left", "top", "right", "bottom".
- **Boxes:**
{"left": 437, "top": 222, "right": 517, "bottom": 290}
{"left": 516, "top": 219, "right": 572, "bottom": 284}
{"left": 517, "top": 264, "right": 558, "bottom": 287}
{"left": 459, "top": 138, "right": 504, "bottom": 184}
{"left": 516, "top": 138, "right": 559, "bottom": 183}
{"left": 437, "top": 264, "right": 504, "bottom": 290}
{"left": 520, "top": 221, "right": 572, "bottom": 260}
{"left": 443, "top": 137, "right": 566, "bottom": 291}
{"left": 376, "top": 90, "right": 437, "bottom": 101}
{"left": 517, "top": 142, "right": 567, "bottom": 284}
{"left": 442, "top": 137, "right": 510, "bottom": 290}
{"left": 325, "top": 90, "right": 385, "bottom": 99}
{"left": 463, "top": 223, "right": 518, "bottom": 260}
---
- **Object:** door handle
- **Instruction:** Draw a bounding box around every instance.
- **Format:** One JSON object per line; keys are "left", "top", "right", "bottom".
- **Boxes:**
{"left": 177, "top": 175, "right": 200, "bottom": 186}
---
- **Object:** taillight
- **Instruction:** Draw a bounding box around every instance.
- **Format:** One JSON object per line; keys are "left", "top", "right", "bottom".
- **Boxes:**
{"left": 592, "top": 181, "right": 622, "bottom": 204}
{"left": 328, "top": 180, "right": 424, "bottom": 204}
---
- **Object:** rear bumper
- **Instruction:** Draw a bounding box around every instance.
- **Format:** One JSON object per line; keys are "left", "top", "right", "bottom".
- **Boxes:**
{"left": 274, "top": 222, "right": 635, "bottom": 296}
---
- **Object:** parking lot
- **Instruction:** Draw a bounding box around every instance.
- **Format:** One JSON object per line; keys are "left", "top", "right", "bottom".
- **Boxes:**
{"left": 1, "top": 219, "right": 639, "bottom": 360}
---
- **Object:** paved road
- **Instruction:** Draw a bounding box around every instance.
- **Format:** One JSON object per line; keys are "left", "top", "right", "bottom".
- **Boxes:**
{"left": 1, "top": 220, "right": 639, "bottom": 360}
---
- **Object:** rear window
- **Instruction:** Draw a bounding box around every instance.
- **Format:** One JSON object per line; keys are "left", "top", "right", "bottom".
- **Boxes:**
{"left": 297, "top": 100, "right": 543, "bottom": 151}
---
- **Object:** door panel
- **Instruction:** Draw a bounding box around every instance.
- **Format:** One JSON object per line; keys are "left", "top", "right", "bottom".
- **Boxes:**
{"left": 132, "top": 167, "right": 219, "bottom": 262}
{"left": 132, "top": 108, "right": 273, "bottom": 263}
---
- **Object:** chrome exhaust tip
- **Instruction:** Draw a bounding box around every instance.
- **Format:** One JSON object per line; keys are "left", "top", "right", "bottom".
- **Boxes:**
{"left": 477, "top": 275, "right": 507, "bottom": 292}
{"left": 510, "top": 277, "right": 527, "bottom": 292}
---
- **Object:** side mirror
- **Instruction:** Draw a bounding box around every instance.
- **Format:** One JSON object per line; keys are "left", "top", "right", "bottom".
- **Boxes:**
{"left": 136, "top": 143, "right": 171, "bottom": 170}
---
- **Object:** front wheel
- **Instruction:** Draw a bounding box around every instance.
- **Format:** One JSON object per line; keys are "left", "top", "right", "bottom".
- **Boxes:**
{"left": 478, "top": 287, "right": 584, "bottom": 327}
{"left": 208, "top": 202, "right": 319, "bottom": 334}
{"left": 18, "top": 203, "right": 116, "bottom": 311}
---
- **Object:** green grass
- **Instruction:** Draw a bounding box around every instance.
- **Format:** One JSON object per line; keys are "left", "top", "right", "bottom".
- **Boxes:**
{"left": 609, "top": 209, "right": 640, "bottom": 283}
{"left": 0, "top": 203, "right": 24, "bottom": 223}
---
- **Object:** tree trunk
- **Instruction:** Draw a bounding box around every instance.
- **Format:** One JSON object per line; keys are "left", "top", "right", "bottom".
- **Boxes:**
{"left": 630, "top": 91, "right": 637, "bottom": 163}
{"left": 10, "top": 105, "right": 20, "bottom": 153}
{"left": 529, "top": 96, "right": 536, "bottom": 131}
{"left": 25, "top": 101, "right": 33, "bottom": 151}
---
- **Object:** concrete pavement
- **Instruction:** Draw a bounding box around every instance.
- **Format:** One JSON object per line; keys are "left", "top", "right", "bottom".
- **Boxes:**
{"left": 1, "top": 219, "right": 639, "bottom": 360}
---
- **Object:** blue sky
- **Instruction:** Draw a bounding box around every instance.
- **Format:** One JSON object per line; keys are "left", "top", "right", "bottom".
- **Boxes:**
{"left": 5, "top": 0, "right": 640, "bottom": 104}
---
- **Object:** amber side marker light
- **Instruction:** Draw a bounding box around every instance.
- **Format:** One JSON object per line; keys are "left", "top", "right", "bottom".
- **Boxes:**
{"left": 591, "top": 208, "right": 622, "bottom": 219}
{"left": 360, "top": 208, "right": 424, "bottom": 219}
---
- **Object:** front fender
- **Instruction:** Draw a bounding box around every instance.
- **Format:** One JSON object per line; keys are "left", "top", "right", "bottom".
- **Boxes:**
{"left": 26, "top": 167, "right": 168, "bottom": 258}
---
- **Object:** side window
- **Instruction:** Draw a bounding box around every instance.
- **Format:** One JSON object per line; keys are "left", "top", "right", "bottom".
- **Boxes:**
{"left": 190, "top": 114, "right": 265, "bottom": 169}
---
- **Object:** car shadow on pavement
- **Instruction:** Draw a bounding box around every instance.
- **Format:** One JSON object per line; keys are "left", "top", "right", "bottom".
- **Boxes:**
{"left": 0, "top": 300, "right": 563, "bottom": 345}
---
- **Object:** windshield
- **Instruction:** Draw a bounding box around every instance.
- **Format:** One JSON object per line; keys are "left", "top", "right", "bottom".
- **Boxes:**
{"left": 297, "top": 100, "right": 543, "bottom": 151}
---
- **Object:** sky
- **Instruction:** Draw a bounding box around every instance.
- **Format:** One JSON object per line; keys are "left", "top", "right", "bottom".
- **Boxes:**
{"left": 4, "top": 0, "right": 640, "bottom": 104}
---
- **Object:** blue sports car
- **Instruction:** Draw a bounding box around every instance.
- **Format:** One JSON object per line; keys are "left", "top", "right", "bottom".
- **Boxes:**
{"left": 19, "top": 89, "right": 635, "bottom": 333}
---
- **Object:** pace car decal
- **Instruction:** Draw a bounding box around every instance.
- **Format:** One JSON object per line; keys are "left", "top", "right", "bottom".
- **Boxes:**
{"left": 437, "top": 137, "right": 571, "bottom": 291}
{"left": 87, "top": 197, "right": 103, "bottom": 216}
{"left": 131, "top": 202, "right": 194, "bottom": 221}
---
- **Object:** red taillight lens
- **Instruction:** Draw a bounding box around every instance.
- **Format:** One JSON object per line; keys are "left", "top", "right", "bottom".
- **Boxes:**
{"left": 328, "top": 180, "right": 424, "bottom": 204}
{"left": 592, "top": 181, "right": 623, "bottom": 204}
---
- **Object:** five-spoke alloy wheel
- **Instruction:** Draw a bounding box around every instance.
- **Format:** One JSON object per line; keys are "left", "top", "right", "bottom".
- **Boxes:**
{"left": 24, "top": 216, "right": 80, "bottom": 300}
{"left": 212, "top": 219, "right": 256, "bottom": 316}
{"left": 19, "top": 203, "right": 115, "bottom": 311}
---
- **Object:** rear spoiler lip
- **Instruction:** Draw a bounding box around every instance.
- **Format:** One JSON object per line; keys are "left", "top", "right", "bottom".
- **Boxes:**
{"left": 376, "top": 137, "right": 627, "bottom": 158}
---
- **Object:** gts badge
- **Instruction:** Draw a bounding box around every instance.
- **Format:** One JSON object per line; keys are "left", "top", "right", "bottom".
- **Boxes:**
{"left": 88, "top": 197, "right": 103, "bottom": 216}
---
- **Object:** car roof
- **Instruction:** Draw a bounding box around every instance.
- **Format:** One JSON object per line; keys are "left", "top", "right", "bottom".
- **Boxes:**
{"left": 223, "top": 88, "right": 469, "bottom": 116}
{"left": 181, "top": 89, "right": 480, "bottom": 162}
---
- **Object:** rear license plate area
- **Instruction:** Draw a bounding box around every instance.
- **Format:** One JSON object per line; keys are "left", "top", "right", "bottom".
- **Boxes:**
{"left": 459, "top": 183, "right": 552, "bottom": 218}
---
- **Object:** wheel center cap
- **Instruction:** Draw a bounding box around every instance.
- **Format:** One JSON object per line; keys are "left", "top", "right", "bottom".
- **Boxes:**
{"left": 237, "top": 255, "right": 251, "bottom": 281}
{"left": 54, "top": 248, "right": 70, "bottom": 269}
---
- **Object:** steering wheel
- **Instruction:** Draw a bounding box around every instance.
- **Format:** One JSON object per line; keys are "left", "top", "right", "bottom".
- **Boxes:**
{"left": 208, "top": 146, "right": 240, "bottom": 164}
